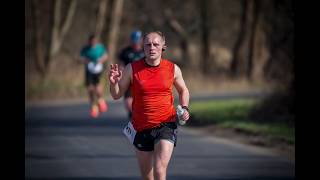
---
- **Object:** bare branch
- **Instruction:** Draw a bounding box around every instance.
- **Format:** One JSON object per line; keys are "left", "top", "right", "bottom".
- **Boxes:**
{"left": 31, "top": 0, "right": 45, "bottom": 74}
{"left": 60, "top": 0, "right": 77, "bottom": 40}
{"left": 107, "top": 0, "right": 124, "bottom": 63}
{"left": 50, "top": 0, "right": 77, "bottom": 57}
{"left": 50, "top": 0, "right": 61, "bottom": 57}
{"left": 164, "top": 9, "right": 188, "bottom": 39}
{"left": 95, "top": 0, "right": 108, "bottom": 39}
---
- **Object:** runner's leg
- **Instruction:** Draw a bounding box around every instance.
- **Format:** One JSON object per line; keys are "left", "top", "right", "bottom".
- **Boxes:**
{"left": 135, "top": 149, "right": 154, "bottom": 180}
{"left": 153, "top": 140, "right": 174, "bottom": 180}
{"left": 95, "top": 84, "right": 104, "bottom": 99}
{"left": 87, "top": 85, "right": 95, "bottom": 105}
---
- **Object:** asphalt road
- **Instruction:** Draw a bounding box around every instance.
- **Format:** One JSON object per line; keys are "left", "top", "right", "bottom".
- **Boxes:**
{"left": 25, "top": 97, "right": 294, "bottom": 180}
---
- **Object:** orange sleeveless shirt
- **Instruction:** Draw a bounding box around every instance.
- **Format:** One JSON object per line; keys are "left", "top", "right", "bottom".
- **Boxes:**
{"left": 131, "top": 59, "right": 176, "bottom": 132}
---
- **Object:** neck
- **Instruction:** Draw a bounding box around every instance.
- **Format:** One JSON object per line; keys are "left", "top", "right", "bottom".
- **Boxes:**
{"left": 145, "top": 57, "right": 161, "bottom": 67}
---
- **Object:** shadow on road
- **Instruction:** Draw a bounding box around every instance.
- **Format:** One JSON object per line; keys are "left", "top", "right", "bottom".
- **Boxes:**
{"left": 26, "top": 176, "right": 294, "bottom": 180}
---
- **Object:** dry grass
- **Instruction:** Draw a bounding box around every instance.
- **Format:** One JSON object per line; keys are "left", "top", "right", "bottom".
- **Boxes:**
{"left": 182, "top": 71, "right": 275, "bottom": 96}
{"left": 26, "top": 53, "right": 277, "bottom": 102}
{"left": 25, "top": 53, "right": 109, "bottom": 102}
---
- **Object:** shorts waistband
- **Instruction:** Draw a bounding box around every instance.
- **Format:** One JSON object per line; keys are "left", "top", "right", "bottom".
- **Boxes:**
{"left": 139, "top": 121, "right": 177, "bottom": 133}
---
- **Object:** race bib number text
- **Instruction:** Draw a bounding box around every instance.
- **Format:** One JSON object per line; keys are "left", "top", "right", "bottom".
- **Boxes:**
{"left": 123, "top": 121, "right": 136, "bottom": 144}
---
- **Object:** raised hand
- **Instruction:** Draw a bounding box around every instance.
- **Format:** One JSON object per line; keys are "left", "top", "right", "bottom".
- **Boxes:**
{"left": 108, "top": 64, "right": 122, "bottom": 85}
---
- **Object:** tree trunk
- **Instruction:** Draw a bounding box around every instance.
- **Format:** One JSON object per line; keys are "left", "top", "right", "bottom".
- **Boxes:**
{"left": 263, "top": 0, "right": 294, "bottom": 85}
{"left": 31, "top": 0, "right": 46, "bottom": 75}
{"left": 250, "top": 0, "right": 270, "bottom": 81}
{"left": 247, "top": 0, "right": 259, "bottom": 79}
{"left": 49, "top": 0, "right": 77, "bottom": 58}
{"left": 95, "top": 0, "right": 108, "bottom": 39}
{"left": 107, "top": 0, "right": 124, "bottom": 64}
{"left": 230, "top": 0, "right": 255, "bottom": 78}
{"left": 34, "top": 0, "right": 77, "bottom": 76}
{"left": 48, "top": 0, "right": 61, "bottom": 65}
{"left": 180, "top": 39, "right": 190, "bottom": 68}
{"left": 200, "top": 0, "right": 210, "bottom": 75}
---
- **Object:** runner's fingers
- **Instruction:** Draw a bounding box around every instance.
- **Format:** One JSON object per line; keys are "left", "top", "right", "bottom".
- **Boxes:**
{"left": 118, "top": 69, "right": 123, "bottom": 77}
{"left": 112, "top": 72, "right": 119, "bottom": 77}
{"left": 110, "top": 68, "right": 118, "bottom": 75}
{"left": 183, "top": 112, "right": 190, "bottom": 120}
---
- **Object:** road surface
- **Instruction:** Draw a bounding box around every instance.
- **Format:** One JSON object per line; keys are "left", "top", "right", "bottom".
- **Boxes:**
{"left": 25, "top": 98, "right": 294, "bottom": 180}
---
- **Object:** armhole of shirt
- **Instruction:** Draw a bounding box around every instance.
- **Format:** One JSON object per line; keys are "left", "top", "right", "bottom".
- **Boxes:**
{"left": 173, "top": 62, "right": 176, "bottom": 80}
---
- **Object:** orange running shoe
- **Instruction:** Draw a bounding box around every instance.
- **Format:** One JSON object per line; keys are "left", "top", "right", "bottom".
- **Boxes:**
{"left": 98, "top": 99, "right": 108, "bottom": 112}
{"left": 90, "top": 105, "right": 99, "bottom": 118}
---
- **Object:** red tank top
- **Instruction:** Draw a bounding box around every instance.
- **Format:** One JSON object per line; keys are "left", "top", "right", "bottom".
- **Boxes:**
{"left": 131, "top": 59, "right": 176, "bottom": 131}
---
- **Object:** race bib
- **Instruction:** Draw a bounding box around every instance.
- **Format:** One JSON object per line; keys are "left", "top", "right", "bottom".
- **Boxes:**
{"left": 122, "top": 121, "right": 136, "bottom": 144}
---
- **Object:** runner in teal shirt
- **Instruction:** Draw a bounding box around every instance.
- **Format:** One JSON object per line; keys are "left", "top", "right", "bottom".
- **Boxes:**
{"left": 81, "top": 43, "right": 106, "bottom": 64}
{"left": 79, "top": 34, "right": 109, "bottom": 118}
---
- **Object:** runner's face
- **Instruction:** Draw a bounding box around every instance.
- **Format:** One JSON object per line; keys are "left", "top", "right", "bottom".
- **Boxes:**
{"left": 144, "top": 33, "right": 164, "bottom": 60}
{"left": 89, "top": 38, "right": 97, "bottom": 47}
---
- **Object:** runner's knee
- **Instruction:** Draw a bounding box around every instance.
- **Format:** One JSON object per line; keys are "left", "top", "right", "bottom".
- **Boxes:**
{"left": 154, "top": 166, "right": 166, "bottom": 180}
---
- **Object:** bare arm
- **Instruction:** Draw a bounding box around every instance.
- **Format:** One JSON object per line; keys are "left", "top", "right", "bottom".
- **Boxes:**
{"left": 97, "top": 52, "right": 108, "bottom": 64}
{"left": 79, "top": 56, "right": 90, "bottom": 64}
{"left": 108, "top": 63, "right": 132, "bottom": 100}
{"left": 174, "top": 64, "right": 190, "bottom": 120}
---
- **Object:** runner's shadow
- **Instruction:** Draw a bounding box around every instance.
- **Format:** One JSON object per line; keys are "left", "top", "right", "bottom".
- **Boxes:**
{"left": 26, "top": 176, "right": 294, "bottom": 180}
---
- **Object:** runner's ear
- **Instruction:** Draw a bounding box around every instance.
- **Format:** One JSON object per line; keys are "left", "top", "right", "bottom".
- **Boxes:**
{"left": 162, "top": 44, "right": 167, "bottom": 52}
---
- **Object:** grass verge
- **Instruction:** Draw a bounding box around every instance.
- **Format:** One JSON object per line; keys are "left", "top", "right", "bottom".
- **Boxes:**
{"left": 188, "top": 98, "right": 295, "bottom": 145}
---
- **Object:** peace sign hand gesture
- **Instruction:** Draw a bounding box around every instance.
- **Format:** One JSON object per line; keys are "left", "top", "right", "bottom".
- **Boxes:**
{"left": 108, "top": 64, "right": 122, "bottom": 85}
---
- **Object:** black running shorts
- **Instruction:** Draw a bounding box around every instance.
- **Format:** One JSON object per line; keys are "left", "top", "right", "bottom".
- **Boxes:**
{"left": 85, "top": 69, "right": 102, "bottom": 86}
{"left": 133, "top": 122, "right": 178, "bottom": 151}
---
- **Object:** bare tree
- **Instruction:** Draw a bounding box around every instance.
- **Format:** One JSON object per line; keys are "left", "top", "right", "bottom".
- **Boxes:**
{"left": 107, "top": 0, "right": 124, "bottom": 64}
{"left": 263, "top": 0, "right": 294, "bottom": 85}
{"left": 164, "top": 9, "right": 190, "bottom": 68}
{"left": 31, "top": 0, "right": 77, "bottom": 76}
{"left": 31, "top": 0, "right": 46, "bottom": 75}
{"left": 230, "top": 0, "right": 255, "bottom": 78}
{"left": 95, "top": 0, "right": 109, "bottom": 39}
{"left": 200, "top": 0, "right": 211, "bottom": 75}
{"left": 49, "top": 0, "right": 77, "bottom": 58}
{"left": 249, "top": 0, "right": 270, "bottom": 81}
{"left": 247, "top": 0, "right": 260, "bottom": 79}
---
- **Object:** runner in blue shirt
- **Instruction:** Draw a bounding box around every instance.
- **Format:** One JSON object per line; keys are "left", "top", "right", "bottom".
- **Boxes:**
{"left": 118, "top": 30, "right": 145, "bottom": 118}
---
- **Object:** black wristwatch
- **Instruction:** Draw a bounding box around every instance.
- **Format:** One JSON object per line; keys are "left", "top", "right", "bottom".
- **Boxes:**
{"left": 182, "top": 106, "right": 189, "bottom": 113}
